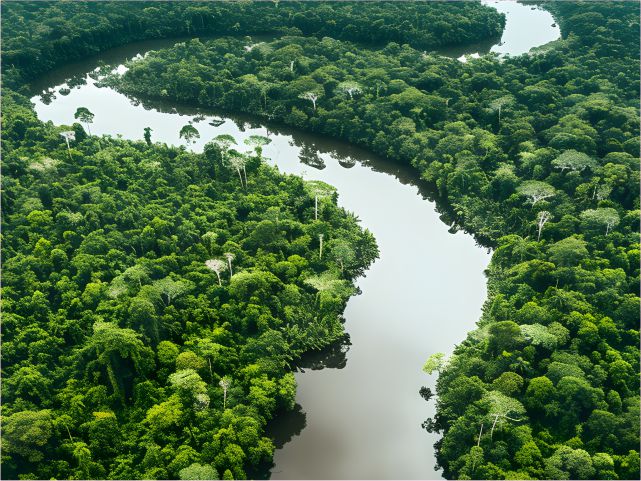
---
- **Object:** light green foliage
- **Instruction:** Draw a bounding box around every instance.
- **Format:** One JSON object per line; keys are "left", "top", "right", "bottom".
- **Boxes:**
{"left": 520, "top": 324, "right": 557, "bottom": 350}
{"left": 517, "top": 180, "right": 556, "bottom": 205}
{"left": 552, "top": 150, "right": 597, "bottom": 173}
{"left": 2, "top": 410, "right": 53, "bottom": 462}
{"left": 484, "top": 391, "right": 526, "bottom": 420}
{"left": 548, "top": 236, "right": 589, "bottom": 267}
{"left": 179, "top": 463, "right": 219, "bottom": 480}
{"left": 544, "top": 446, "right": 595, "bottom": 480}
{"left": 422, "top": 352, "right": 448, "bottom": 375}
{"left": 580, "top": 207, "right": 621, "bottom": 235}
{"left": 491, "top": 372, "right": 524, "bottom": 396}
{"left": 157, "top": 341, "right": 180, "bottom": 367}
{"left": 145, "top": 396, "right": 183, "bottom": 432}
{"left": 169, "top": 369, "right": 207, "bottom": 397}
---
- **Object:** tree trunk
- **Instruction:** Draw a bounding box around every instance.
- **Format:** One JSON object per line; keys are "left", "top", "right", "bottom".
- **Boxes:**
{"left": 490, "top": 414, "right": 499, "bottom": 440}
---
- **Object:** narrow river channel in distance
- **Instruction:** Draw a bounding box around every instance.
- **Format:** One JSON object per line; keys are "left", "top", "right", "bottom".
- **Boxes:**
{"left": 30, "top": 2, "right": 558, "bottom": 478}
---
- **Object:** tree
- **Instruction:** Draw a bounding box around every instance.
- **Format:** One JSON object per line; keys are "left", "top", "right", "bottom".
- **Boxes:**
{"left": 330, "top": 239, "right": 355, "bottom": 273}
{"left": 143, "top": 127, "right": 152, "bottom": 146}
{"left": 205, "top": 259, "right": 226, "bottom": 286}
{"left": 520, "top": 324, "right": 557, "bottom": 349}
{"left": 71, "top": 441, "right": 92, "bottom": 478}
{"left": 179, "top": 124, "right": 200, "bottom": 146}
{"left": 244, "top": 134, "right": 271, "bottom": 159}
{"left": 304, "top": 271, "right": 353, "bottom": 303}
{"left": 201, "top": 231, "right": 218, "bottom": 255}
{"left": 517, "top": 180, "right": 556, "bottom": 205}
{"left": 144, "top": 396, "right": 183, "bottom": 433}
{"left": 169, "top": 369, "right": 207, "bottom": 399}
{"left": 299, "top": 91, "right": 321, "bottom": 111}
{"left": 223, "top": 252, "right": 235, "bottom": 280}
{"left": 123, "top": 264, "right": 150, "bottom": 288}
{"left": 305, "top": 180, "right": 336, "bottom": 220}
{"left": 227, "top": 150, "right": 249, "bottom": 187}
{"left": 154, "top": 277, "right": 190, "bottom": 306}
{"left": 365, "top": 68, "right": 389, "bottom": 98}
{"left": 179, "top": 463, "right": 218, "bottom": 480}
{"left": 580, "top": 207, "right": 620, "bottom": 235}
{"left": 489, "top": 95, "right": 514, "bottom": 125}
{"left": 75, "top": 321, "right": 152, "bottom": 397}
{"left": 243, "top": 41, "right": 265, "bottom": 53}
{"left": 548, "top": 236, "right": 589, "bottom": 266}
{"left": 337, "top": 80, "right": 362, "bottom": 99}
{"left": 2, "top": 410, "right": 53, "bottom": 462}
{"left": 544, "top": 446, "right": 595, "bottom": 479}
{"left": 219, "top": 377, "right": 231, "bottom": 409}
{"left": 536, "top": 210, "right": 552, "bottom": 241}
{"left": 552, "top": 150, "right": 597, "bottom": 173}
{"left": 318, "top": 233, "right": 324, "bottom": 259}
{"left": 212, "top": 134, "right": 237, "bottom": 161}
{"left": 422, "top": 352, "right": 449, "bottom": 374}
{"left": 483, "top": 391, "right": 526, "bottom": 440}
{"left": 60, "top": 130, "right": 75, "bottom": 160}
{"left": 74, "top": 107, "right": 94, "bottom": 135}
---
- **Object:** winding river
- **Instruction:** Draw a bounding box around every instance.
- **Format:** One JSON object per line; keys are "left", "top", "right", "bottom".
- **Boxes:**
{"left": 30, "top": 2, "right": 558, "bottom": 478}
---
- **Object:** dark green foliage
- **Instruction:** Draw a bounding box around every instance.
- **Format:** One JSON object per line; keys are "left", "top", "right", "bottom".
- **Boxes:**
{"left": 1, "top": 0, "right": 639, "bottom": 479}
{"left": 1, "top": 0, "right": 504, "bottom": 89}
{"left": 1, "top": 90, "right": 377, "bottom": 479}
{"left": 105, "top": 2, "right": 639, "bottom": 478}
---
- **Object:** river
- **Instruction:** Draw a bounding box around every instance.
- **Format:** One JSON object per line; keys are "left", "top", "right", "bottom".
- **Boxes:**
{"left": 29, "top": 2, "right": 558, "bottom": 478}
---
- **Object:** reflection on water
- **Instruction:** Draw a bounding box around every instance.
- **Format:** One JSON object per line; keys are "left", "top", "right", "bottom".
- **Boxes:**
{"left": 436, "top": 0, "right": 560, "bottom": 62}
{"left": 298, "top": 144, "right": 326, "bottom": 170}
{"left": 269, "top": 404, "right": 308, "bottom": 450}
{"left": 296, "top": 334, "right": 352, "bottom": 371}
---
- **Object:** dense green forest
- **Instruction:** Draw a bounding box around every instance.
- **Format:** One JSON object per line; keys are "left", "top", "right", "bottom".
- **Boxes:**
{"left": 2, "top": 1, "right": 640, "bottom": 480}
{"left": 2, "top": 0, "right": 504, "bottom": 89}
{"left": 1, "top": 88, "right": 378, "bottom": 479}
{"left": 108, "top": 2, "right": 639, "bottom": 479}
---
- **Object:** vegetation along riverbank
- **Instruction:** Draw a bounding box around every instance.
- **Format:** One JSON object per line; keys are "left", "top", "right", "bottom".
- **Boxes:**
{"left": 1, "top": 1, "right": 639, "bottom": 480}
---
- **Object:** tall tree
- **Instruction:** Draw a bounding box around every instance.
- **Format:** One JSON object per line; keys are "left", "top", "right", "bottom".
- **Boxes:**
{"left": 74, "top": 107, "right": 94, "bottom": 135}
{"left": 205, "top": 259, "right": 226, "bottom": 286}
